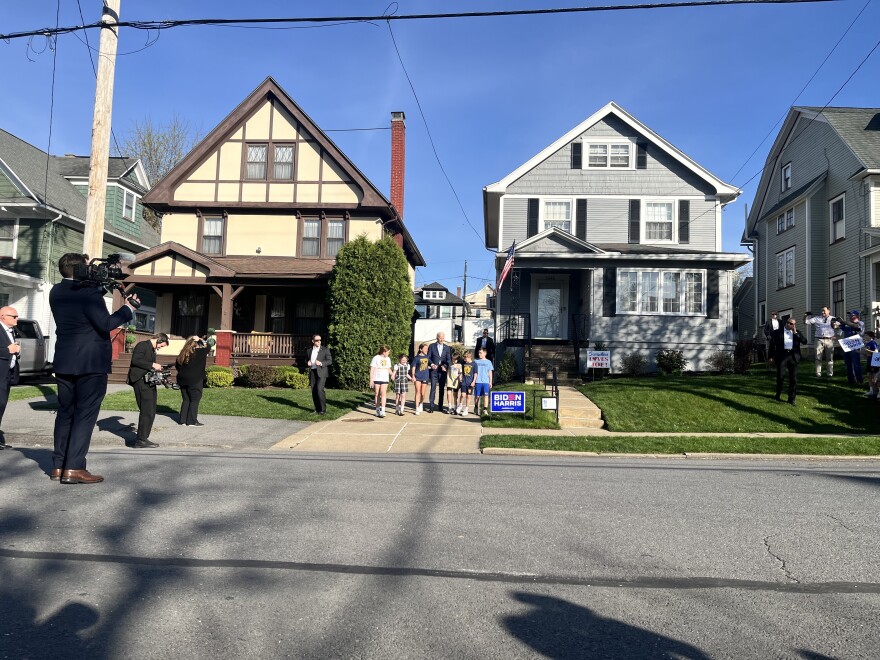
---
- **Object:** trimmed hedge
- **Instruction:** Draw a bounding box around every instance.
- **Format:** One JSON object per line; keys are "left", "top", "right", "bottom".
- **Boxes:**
{"left": 244, "top": 364, "right": 278, "bottom": 388}
{"left": 206, "top": 367, "right": 234, "bottom": 388}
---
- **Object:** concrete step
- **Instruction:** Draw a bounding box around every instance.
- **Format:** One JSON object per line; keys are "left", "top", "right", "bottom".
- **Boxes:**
{"left": 559, "top": 417, "right": 605, "bottom": 429}
{"left": 557, "top": 407, "right": 602, "bottom": 420}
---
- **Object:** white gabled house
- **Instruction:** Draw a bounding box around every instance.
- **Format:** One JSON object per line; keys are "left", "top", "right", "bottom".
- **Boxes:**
{"left": 483, "top": 102, "right": 749, "bottom": 378}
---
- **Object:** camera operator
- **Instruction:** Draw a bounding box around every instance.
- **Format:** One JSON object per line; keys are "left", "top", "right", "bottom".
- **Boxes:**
{"left": 50, "top": 253, "right": 140, "bottom": 484}
{"left": 175, "top": 335, "right": 209, "bottom": 427}
{"left": 127, "top": 332, "right": 170, "bottom": 449}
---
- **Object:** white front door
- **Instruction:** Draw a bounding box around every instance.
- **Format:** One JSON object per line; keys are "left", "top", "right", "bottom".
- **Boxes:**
{"left": 532, "top": 275, "right": 568, "bottom": 339}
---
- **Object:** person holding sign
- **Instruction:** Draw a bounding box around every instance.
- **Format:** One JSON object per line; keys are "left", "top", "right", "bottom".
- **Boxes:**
{"left": 840, "top": 310, "right": 865, "bottom": 386}
{"left": 862, "top": 331, "right": 879, "bottom": 399}
{"left": 770, "top": 317, "right": 807, "bottom": 405}
{"left": 804, "top": 307, "right": 840, "bottom": 378}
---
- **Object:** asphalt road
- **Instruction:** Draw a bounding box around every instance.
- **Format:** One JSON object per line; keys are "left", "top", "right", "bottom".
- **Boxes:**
{"left": 1, "top": 449, "right": 878, "bottom": 659}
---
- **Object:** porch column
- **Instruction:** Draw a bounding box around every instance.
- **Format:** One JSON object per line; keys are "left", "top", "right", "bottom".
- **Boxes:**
{"left": 213, "top": 283, "right": 245, "bottom": 331}
{"left": 111, "top": 288, "right": 128, "bottom": 360}
{"left": 214, "top": 330, "right": 233, "bottom": 367}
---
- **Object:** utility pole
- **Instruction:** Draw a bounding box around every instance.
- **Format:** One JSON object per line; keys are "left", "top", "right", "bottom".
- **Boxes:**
{"left": 462, "top": 260, "right": 468, "bottom": 318}
{"left": 83, "top": 0, "right": 121, "bottom": 259}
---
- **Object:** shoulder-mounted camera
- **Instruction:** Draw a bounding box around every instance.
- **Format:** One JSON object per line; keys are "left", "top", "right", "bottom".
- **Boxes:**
{"left": 144, "top": 367, "right": 180, "bottom": 390}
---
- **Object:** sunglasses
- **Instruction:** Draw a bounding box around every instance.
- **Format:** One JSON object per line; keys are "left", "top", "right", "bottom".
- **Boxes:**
{"left": 2, "top": 314, "right": 18, "bottom": 319}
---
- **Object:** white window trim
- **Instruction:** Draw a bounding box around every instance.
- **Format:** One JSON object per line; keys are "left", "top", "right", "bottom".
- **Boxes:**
{"left": 830, "top": 274, "right": 846, "bottom": 319}
{"left": 829, "top": 193, "right": 845, "bottom": 243}
{"left": 616, "top": 268, "right": 707, "bottom": 316}
{"left": 423, "top": 290, "right": 446, "bottom": 301}
{"left": 781, "top": 162, "right": 792, "bottom": 192}
{"left": 641, "top": 199, "right": 678, "bottom": 244}
{"left": 0, "top": 218, "right": 19, "bottom": 259}
{"left": 776, "top": 247, "right": 795, "bottom": 289}
{"left": 583, "top": 139, "right": 635, "bottom": 171}
{"left": 539, "top": 198, "right": 573, "bottom": 233}
{"left": 122, "top": 189, "right": 137, "bottom": 222}
{"left": 775, "top": 206, "right": 795, "bottom": 235}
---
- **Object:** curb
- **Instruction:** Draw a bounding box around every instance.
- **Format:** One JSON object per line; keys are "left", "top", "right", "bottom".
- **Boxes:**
{"left": 480, "top": 447, "right": 880, "bottom": 460}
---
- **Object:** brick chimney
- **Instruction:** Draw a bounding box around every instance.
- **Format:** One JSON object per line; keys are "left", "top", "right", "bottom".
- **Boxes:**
{"left": 390, "top": 111, "right": 406, "bottom": 221}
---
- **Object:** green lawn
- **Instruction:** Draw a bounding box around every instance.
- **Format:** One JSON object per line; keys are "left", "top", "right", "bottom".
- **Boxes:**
{"left": 9, "top": 384, "right": 57, "bottom": 402}
{"left": 100, "top": 387, "right": 364, "bottom": 421}
{"left": 480, "top": 382, "right": 560, "bottom": 430}
{"left": 580, "top": 360, "right": 878, "bottom": 434}
{"left": 480, "top": 434, "right": 880, "bottom": 455}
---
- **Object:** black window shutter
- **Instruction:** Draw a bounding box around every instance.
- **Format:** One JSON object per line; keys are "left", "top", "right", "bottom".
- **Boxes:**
{"left": 603, "top": 267, "right": 617, "bottom": 317}
{"left": 527, "top": 198, "right": 539, "bottom": 237}
{"left": 707, "top": 270, "right": 720, "bottom": 318}
{"left": 576, "top": 199, "right": 587, "bottom": 241}
{"left": 679, "top": 199, "right": 690, "bottom": 244}
{"left": 636, "top": 142, "right": 648, "bottom": 169}
{"left": 628, "top": 199, "right": 640, "bottom": 244}
{"left": 571, "top": 142, "right": 582, "bottom": 170}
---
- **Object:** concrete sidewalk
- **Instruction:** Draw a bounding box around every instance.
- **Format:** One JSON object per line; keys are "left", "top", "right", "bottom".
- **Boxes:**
{"left": 271, "top": 401, "right": 483, "bottom": 453}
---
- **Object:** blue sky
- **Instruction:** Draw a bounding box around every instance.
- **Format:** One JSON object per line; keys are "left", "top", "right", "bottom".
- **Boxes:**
{"left": 1, "top": 1, "right": 878, "bottom": 293}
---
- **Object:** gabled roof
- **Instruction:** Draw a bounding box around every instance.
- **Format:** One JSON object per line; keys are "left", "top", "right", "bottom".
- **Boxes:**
{"left": 747, "top": 107, "right": 880, "bottom": 234}
{"left": 483, "top": 102, "right": 739, "bottom": 249}
{"left": 54, "top": 155, "right": 150, "bottom": 192}
{"left": 514, "top": 227, "right": 607, "bottom": 255}
{"left": 125, "top": 241, "right": 235, "bottom": 277}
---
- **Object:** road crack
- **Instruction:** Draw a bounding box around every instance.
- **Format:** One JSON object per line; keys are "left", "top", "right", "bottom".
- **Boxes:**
{"left": 763, "top": 535, "right": 799, "bottom": 583}
{"left": 826, "top": 514, "right": 855, "bottom": 533}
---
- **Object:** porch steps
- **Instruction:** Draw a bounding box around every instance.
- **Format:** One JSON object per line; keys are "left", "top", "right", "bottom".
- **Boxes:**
{"left": 557, "top": 386, "right": 604, "bottom": 430}
{"left": 528, "top": 344, "right": 580, "bottom": 385}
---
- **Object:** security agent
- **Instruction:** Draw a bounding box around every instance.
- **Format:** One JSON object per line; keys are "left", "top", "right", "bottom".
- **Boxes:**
{"left": 50, "top": 253, "right": 139, "bottom": 484}
{"left": 127, "top": 333, "right": 170, "bottom": 448}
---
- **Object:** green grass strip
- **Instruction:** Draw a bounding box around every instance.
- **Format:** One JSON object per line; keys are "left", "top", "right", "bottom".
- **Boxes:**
{"left": 9, "top": 384, "right": 57, "bottom": 402}
{"left": 480, "top": 434, "right": 880, "bottom": 456}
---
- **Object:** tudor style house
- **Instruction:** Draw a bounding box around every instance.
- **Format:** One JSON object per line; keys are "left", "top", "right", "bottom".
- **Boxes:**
{"left": 128, "top": 77, "right": 424, "bottom": 366}
{"left": 483, "top": 102, "right": 748, "bottom": 378}
{"left": 0, "top": 129, "right": 159, "bottom": 358}
{"left": 739, "top": 107, "right": 880, "bottom": 341}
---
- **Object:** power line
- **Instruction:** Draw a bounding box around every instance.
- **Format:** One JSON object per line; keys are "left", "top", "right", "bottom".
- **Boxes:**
{"left": 0, "top": 1, "right": 838, "bottom": 42}
{"left": 42, "top": 1, "right": 61, "bottom": 213}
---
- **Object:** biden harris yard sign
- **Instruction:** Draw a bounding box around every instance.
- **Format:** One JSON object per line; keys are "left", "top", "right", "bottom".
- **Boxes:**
{"left": 490, "top": 391, "right": 526, "bottom": 413}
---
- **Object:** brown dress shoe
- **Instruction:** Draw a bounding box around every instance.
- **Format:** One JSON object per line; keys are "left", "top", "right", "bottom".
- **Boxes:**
{"left": 60, "top": 469, "right": 104, "bottom": 484}
{"left": 50, "top": 469, "right": 62, "bottom": 481}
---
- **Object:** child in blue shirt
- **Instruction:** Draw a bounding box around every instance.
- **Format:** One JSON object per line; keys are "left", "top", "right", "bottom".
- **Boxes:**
{"left": 410, "top": 343, "right": 431, "bottom": 415}
{"left": 459, "top": 351, "right": 476, "bottom": 416}
{"left": 473, "top": 348, "right": 494, "bottom": 416}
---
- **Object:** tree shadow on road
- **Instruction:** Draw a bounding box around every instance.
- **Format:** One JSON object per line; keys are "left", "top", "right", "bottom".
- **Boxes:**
{"left": 503, "top": 591, "right": 710, "bottom": 659}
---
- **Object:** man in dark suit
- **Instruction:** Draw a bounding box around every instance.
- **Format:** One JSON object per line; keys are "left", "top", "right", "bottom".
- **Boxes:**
{"left": 50, "top": 253, "right": 138, "bottom": 484}
{"left": 474, "top": 328, "right": 496, "bottom": 364}
{"left": 127, "top": 333, "right": 170, "bottom": 448}
{"left": 770, "top": 316, "right": 808, "bottom": 405}
{"left": 0, "top": 306, "right": 22, "bottom": 449}
{"left": 306, "top": 333, "right": 332, "bottom": 414}
{"left": 763, "top": 311, "right": 780, "bottom": 370}
{"left": 427, "top": 332, "right": 452, "bottom": 413}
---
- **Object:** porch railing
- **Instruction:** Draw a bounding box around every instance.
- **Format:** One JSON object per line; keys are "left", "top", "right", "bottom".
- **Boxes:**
{"left": 498, "top": 313, "right": 531, "bottom": 382}
{"left": 569, "top": 313, "right": 589, "bottom": 372}
{"left": 231, "top": 333, "right": 311, "bottom": 359}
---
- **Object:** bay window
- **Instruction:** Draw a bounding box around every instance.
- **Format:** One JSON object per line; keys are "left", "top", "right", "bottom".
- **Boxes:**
{"left": 617, "top": 269, "right": 706, "bottom": 315}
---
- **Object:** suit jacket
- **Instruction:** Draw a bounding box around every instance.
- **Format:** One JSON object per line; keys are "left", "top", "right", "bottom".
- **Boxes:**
{"left": 306, "top": 346, "right": 332, "bottom": 379}
{"left": 0, "top": 323, "right": 20, "bottom": 386}
{"left": 50, "top": 279, "right": 133, "bottom": 375}
{"left": 763, "top": 318, "right": 780, "bottom": 338}
{"left": 128, "top": 340, "right": 157, "bottom": 385}
{"left": 474, "top": 335, "right": 496, "bottom": 360}
{"left": 770, "top": 327, "right": 808, "bottom": 362}
{"left": 427, "top": 342, "right": 451, "bottom": 370}
{"left": 175, "top": 347, "right": 209, "bottom": 387}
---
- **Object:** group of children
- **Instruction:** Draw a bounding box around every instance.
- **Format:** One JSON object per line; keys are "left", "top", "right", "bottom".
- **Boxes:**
{"left": 369, "top": 344, "right": 494, "bottom": 418}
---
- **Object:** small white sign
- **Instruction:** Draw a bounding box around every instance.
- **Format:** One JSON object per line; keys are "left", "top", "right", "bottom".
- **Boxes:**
{"left": 541, "top": 397, "right": 558, "bottom": 410}
{"left": 871, "top": 352, "right": 880, "bottom": 368}
{"left": 587, "top": 350, "right": 611, "bottom": 369}
{"left": 839, "top": 336, "right": 864, "bottom": 353}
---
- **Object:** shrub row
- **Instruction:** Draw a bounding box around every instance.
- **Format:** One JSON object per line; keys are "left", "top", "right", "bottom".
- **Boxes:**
{"left": 204, "top": 364, "right": 310, "bottom": 389}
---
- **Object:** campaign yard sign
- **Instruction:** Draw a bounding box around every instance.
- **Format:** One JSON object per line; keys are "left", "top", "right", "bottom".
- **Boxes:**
{"left": 587, "top": 351, "right": 611, "bottom": 369}
{"left": 839, "top": 336, "right": 864, "bottom": 353}
{"left": 490, "top": 391, "right": 526, "bottom": 414}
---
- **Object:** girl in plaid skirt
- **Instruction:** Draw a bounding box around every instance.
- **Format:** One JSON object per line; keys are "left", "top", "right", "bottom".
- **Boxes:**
{"left": 392, "top": 354, "right": 412, "bottom": 415}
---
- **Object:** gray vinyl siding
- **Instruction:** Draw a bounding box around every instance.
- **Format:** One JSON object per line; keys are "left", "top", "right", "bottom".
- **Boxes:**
{"left": 507, "top": 115, "right": 716, "bottom": 198}
{"left": 584, "top": 198, "right": 628, "bottom": 243}
{"left": 501, "top": 197, "right": 527, "bottom": 249}
{"left": 0, "top": 170, "right": 21, "bottom": 197}
{"left": 687, "top": 199, "right": 718, "bottom": 251}
{"left": 763, "top": 201, "right": 806, "bottom": 316}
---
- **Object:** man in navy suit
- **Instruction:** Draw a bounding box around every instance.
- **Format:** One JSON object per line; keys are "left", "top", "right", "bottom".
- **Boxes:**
{"left": 427, "top": 331, "right": 452, "bottom": 413}
{"left": 49, "top": 253, "right": 139, "bottom": 484}
{"left": 0, "top": 306, "right": 22, "bottom": 449}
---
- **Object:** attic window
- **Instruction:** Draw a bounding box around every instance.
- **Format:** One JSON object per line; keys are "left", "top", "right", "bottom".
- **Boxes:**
{"left": 246, "top": 144, "right": 268, "bottom": 180}
{"left": 781, "top": 162, "right": 792, "bottom": 192}
{"left": 423, "top": 290, "right": 446, "bottom": 300}
{"left": 123, "top": 190, "right": 135, "bottom": 221}
{"left": 586, "top": 142, "right": 632, "bottom": 169}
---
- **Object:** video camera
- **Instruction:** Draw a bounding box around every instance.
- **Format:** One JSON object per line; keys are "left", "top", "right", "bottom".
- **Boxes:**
{"left": 74, "top": 253, "right": 141, "bottom": 309}
{"left": 144, "top": 367, "right": 180, "bottom": 390}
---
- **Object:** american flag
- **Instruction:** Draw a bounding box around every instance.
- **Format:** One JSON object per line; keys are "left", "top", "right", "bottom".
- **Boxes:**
{"left": 498, "top": 241, "right": 515, "bottom": 289}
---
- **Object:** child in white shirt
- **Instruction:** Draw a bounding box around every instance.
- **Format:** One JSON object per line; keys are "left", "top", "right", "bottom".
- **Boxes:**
{"left": 370, "top": 345, "right": 392, "bottom": 418}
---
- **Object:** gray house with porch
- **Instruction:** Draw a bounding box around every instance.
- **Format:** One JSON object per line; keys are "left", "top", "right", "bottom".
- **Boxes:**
{"left": 483, "top": 102, "right": 748, "bottom": 378}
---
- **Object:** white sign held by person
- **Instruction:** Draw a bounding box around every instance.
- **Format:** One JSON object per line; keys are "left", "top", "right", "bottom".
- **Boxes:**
{"left": 587, "top": 350, "right": 611, "bottom": 369}
{"left": 871, "top": 352, "right": 880, "bottom": 368}
{"left": 838, "top": 336, "right": 864, "bottom": 353}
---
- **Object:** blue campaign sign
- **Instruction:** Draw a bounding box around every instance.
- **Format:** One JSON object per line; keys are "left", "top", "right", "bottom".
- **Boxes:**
{"left": 490, "top": 391, "right": 526, "bottom": 414}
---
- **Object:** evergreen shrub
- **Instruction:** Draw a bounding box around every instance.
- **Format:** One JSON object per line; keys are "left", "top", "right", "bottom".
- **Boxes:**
{"left": 244, "top": 364, "right": 278, "bottom": 388}
{"left": 205, "top": 366, "right": 233, "bottom": 388}
{"left": 655, "top": 349, "right": 688, "bottom": 375}
{"left": 707, "top": 350, "right": 735, "bottom": 374}
{"left": 620, "top": 352, "right": 648, "bottom": 376}
{"left": 495, "top": 349, "right": 517, "bottom": 384}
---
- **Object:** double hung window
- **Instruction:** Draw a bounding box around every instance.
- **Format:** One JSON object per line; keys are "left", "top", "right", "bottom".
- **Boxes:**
{"left": 302, "top": 219, "right": 320, "bottom": 256}
{"left": 542, "top": 200, "right": 571, "bottom": 232}
{"left": 246, "top": 144, "right": 268, "bottom": 180}
{"left": 830, "top": 194, "right": 845, "bottom": 242}
{"left": 0, "top": 219, "right": 17, "bottom": 258}
{"left": 645, "top": 201, "right": 674, "bottom": 241}
{"left": 123, "top": 190, "right": 135, "bottom": 221}
{"left": 202, "top": 216, "right": 224, "bottom": 255}
{"left": 777, "top": 247, "right": 795, "bottom": 289}
{"left": 617, "top": 269, "right": 705, "bottom": 315}
{"left": 586, "top": 142, "right": 631, "bottom": 169}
